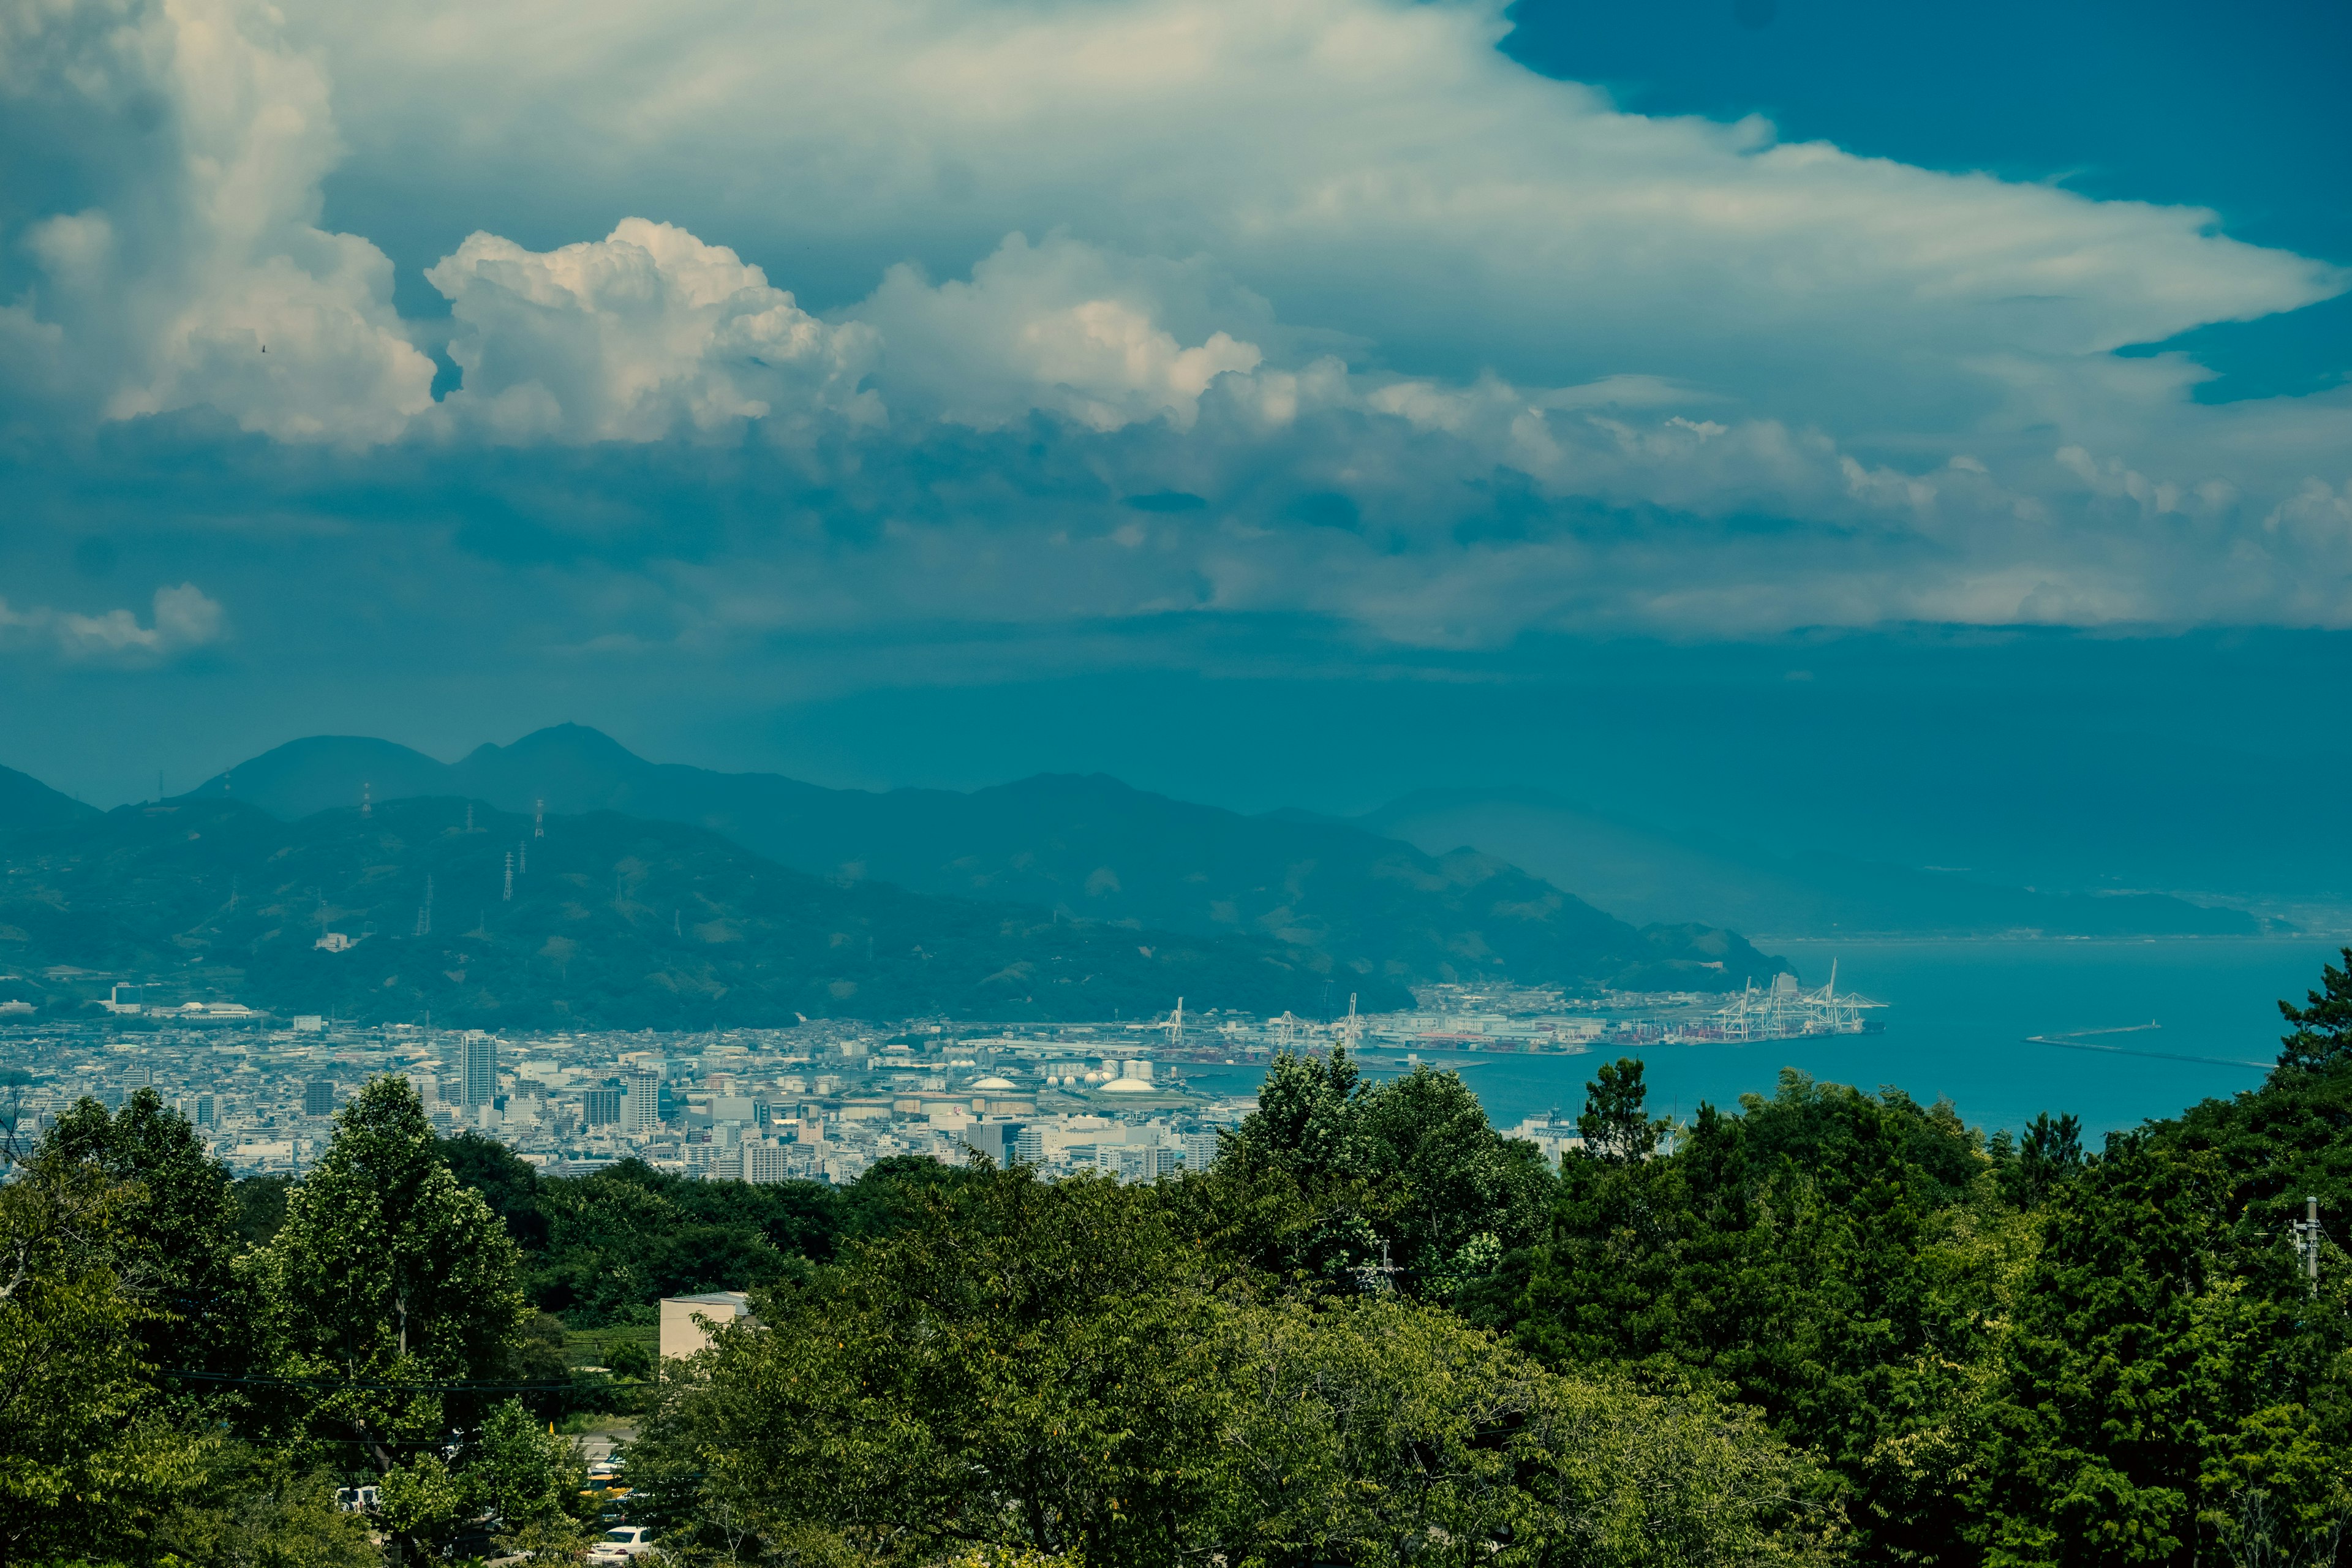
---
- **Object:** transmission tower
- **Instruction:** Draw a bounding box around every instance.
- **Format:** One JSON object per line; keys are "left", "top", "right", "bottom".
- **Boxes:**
{"left": 2292, "top": 1197, "right": 2327, "bottom": 1295}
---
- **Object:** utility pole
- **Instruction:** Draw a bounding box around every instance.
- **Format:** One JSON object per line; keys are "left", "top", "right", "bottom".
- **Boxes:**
{"left": 2292, "top": 1196, "right": 2326, "bottom": 1294}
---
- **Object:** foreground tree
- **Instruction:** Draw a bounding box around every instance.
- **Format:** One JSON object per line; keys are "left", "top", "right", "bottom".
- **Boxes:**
{"left": 637, "top": 1166, "right": 1228, "bottom": 1566}
{"left": 149, "top": 1443, "right": 381, "bottom": 1568}
{"left": 0, "top": 1144, "right": 209, "bottom": 1566}
{"left": 1577, "top": 1057, "right": 1668, "bottom": 1164}
{"left": 1482, "top": 1069, "right": 2020, "bottom": 1566}
{"left": 1211, "top": 1046, "right": 1553, "bottom": 1294}
{"left": 2276, "top": 947, "right": 2352, "bottom": 1076}
{"left": 44, "top": 1087, "right": 249, "bottom": 1386}
{"left": 636, "top": 1162, "right": 1834, "bottom": 1568}
{"left": 244, "top": 1074, "right": 528, "bottom": 1559}
{"left": 1208, "top": 1294, "right": 1837, "bottom": 1568}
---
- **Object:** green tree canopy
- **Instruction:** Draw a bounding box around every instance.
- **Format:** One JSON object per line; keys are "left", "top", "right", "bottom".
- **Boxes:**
{"left": 244, "top": 1074, "right": 527, "bottom": 1520}
{"left": 1211, "top": 1046, "right": 1552, "bottom": 1294}
{"left": 43, "top": 1087, "right": 248, "bottom": 1385}
{"left": 1576, "top": 1057, "right": 1666, "bottom": 1164}
{"left": 0, "top": 1144, "right": 209, "bottom": 1566}
{"left": 637, "top": 1161, "right": 1834, "bottom": 1568}
{"left": 2276, "top": 946, "right": 2352, "bottom": 1076}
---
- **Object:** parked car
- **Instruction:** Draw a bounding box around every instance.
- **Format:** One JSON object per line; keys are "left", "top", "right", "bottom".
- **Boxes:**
{"left": 587, "top": 1525, "right": 656, "bottom": 1563}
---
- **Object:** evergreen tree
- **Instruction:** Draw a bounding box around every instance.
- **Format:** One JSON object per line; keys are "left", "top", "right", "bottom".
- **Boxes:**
{"left": 1576, "top": 1056, "right": 1665, "bottom": 1163}
{"left": 2276, "top": 946, "right": 2352, "bottom": 1075}
{"left": 1997, "top": 1112, "right": 2087, "bottom": 1209}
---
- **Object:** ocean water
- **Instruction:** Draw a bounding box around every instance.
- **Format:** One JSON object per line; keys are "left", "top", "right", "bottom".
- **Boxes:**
{"left": 1173, "top": 938, "right": 2351, "bottom": 1140}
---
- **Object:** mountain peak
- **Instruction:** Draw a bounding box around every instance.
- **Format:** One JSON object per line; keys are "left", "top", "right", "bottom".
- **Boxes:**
{"left": 466, "top": 723, "right": 650, "bottom": 770}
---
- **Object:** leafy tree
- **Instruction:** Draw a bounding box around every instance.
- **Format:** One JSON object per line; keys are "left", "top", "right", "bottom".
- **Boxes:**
{"left": 638, "top": 1162, "right": 1833, "bottom": 1568}
{"left": 1210, "top": 1046, "right": 1552, "bottom": 1294}
{"left": 150, "top": 1444, "right": 381, "bottom": 1568}
{"left": 1577, "top": 1057, "right": 1666, "bottom": 1164}
{"left": 1226, "top": 1045, "right": 1365, "bottom": 1180}
{"left": 43, "top": 1088, "right": 249, "bottom": 1385}
{"left": 243, "top": 1074, "right": 527, "bottom": 1558}
{"left": 1352, "top": 1065, "right": 1555, "bottom": 1292}
{"left": 1204, "top": 1294, "right": 1838, "bottom": 1568}
{"left": 234, "top": 1173, "right": 295, "bottom": 1246}
{"left": 529, "top": 1164, "right": 793, "bottom": 1321}
{"left": 636, "top": 1165, "right": 1228, "bottom": 1567}
{"left": 441, "top": 1128, "right": 552, "bottom": 1250}
{"left": 467, "top": 1397, "right": 595, "bottom": 1560}
{"left": 0, "top": 1144, "right": 209, "bottom": 1566}
{"left": 2277, "top": 947, "right": 2352, "bottom": 1076}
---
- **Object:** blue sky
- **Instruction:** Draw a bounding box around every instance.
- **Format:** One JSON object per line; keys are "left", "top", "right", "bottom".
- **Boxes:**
{"left": 1498, "top": 0, "right": 2352, "bottom": 402}
{"left": 2, "top": 0, "right": 2347, "bottom": 888}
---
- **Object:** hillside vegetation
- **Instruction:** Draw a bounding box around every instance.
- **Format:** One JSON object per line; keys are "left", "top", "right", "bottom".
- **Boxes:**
{"left": 11, "top": 951, "right": 2352, "bottom": 1566}
{"left": 0, "top": 796, "right": 1387, "bottom": 1025}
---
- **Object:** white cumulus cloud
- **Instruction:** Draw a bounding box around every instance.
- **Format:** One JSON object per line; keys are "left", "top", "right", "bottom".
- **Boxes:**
{"left": 3, "top": 0, "right": 2350, "bottom": 642}
{"left": 426, "top": 219, "right": 881, "bottom": 442}
{"left": 856, "top": 234, "right": 1263, "bottom": 431}
{"left": 0, "top": 584, "right": 226, "bottom": 661}
{"left": 0, "top": 0, "right": 433, "bottom": 443}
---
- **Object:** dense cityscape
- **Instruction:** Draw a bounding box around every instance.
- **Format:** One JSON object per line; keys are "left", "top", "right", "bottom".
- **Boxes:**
{"left": 4, "top": 982, "right": 1705, "bottom": 1180}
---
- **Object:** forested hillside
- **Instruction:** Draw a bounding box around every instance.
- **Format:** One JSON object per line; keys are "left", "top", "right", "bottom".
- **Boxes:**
{"left": 181, "top": 725, "right": 1788, "bottom": 992}
{"left": 0, "top": 794, "right": 1389, "bottom": 1025}
{"left": 6, "top": 949, "right": 2352, "bottom": 1566}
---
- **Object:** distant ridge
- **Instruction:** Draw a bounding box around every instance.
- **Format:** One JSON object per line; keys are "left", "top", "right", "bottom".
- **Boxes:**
{"left": 1360, "top": 788, "right": 2271, "bottom": 940}
{"left": 0, "top": 762, "right": 99, "bottom": 840}
{"left": 181, "top": 725, "right": 1784, "bottom": 993}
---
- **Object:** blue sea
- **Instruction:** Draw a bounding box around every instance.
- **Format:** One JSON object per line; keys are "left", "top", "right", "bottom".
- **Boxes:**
{"left": 1172, "top": 939, "right": 2350, "bottom": 1140}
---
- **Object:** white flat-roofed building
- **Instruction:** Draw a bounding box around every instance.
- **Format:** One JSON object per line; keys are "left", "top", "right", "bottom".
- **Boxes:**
{"left": 660, "top": 1291, "right": 755, "bottom": 1360}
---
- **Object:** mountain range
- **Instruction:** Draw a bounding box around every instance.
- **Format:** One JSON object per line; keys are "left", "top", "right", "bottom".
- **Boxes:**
{"left": 162, "top": 725, "right": 1783, "bottom": 993}
{"left": 0, "top": 796, "right": 1378, "bottom": 1028}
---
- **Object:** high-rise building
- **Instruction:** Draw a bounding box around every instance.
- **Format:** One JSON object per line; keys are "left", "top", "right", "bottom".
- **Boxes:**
{"left": 463, "top": 1035, "right": 497, "bottom": 1109}
{"left": 195, "top": 1093, "right": 217, "bottom": 1127}
{"left": 622, "top": 1068, "right": 660, "bottom": 1134}
{"left": 960, "top": 1121, "right": 1027, "bottom": 1169}
{"left": 1014, "top": 1125, "right": 1044, "bottom": 1166}
{"left": 585, "top": 1087, "right": 622, "bottom": 1127}
{"left": 742, "top": 1145, "right": 793, "bottom": 1185}
{"left": 1182, "top": 1132, "right": 1221, "bottom": 1172}
{"left": 303, "top": 1080, "right": 336, "bottom": 1117}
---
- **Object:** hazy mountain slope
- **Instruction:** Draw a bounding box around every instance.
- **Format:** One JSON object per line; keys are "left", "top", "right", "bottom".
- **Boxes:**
{"left": 0, "top": 797, "right": 1384, "bottom": 1027}
{"left": 1360, "top": 790, "right": 2264, "bottom": 938}
{"left": 205, "top": 735, "right": 454, "bottom": 816}
{"left": 185, "top": 726, "right": 1786, "bottom": 992}
{"left": 0, "top": 763, "right": 99, "bottom": 839}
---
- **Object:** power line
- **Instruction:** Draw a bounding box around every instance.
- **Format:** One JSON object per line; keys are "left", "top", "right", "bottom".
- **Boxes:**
{"left": 167, "top": 1370, "right": 628, "bottom": 1393}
